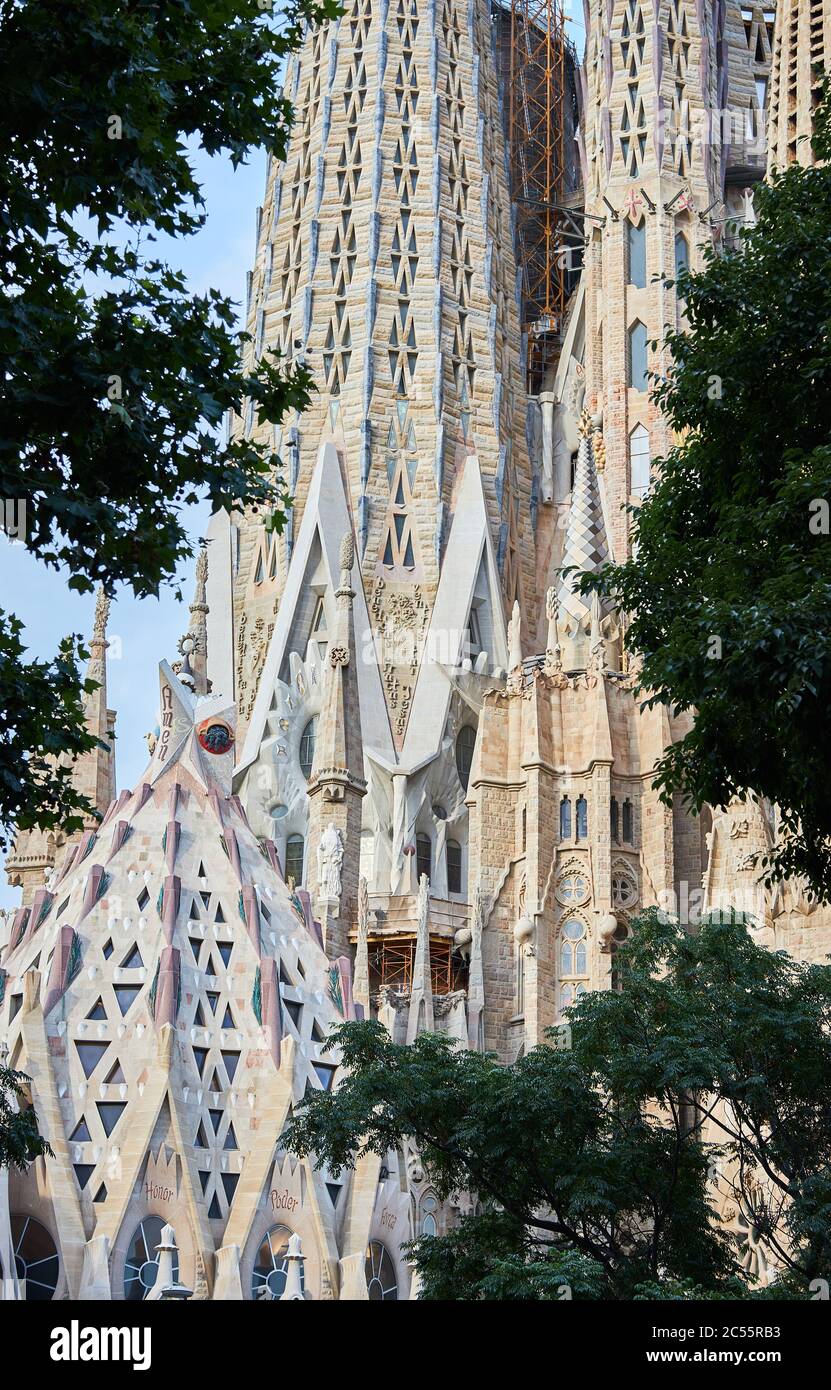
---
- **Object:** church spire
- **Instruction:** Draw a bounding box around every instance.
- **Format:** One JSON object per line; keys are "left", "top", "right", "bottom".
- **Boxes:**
{"left": 78, "top": 586, "right": 116, "bottom": 822}
{"left": 555, "top": 411, "right": 612, "bottom": 668}
{"left": 305, "top": 532, "right": 367, "bottom": 958}
{"left": 176, "top": 546, "right": 209, "bottom": 696}
{"left": 4, "top": 586, "right": 116, "bottom": 905}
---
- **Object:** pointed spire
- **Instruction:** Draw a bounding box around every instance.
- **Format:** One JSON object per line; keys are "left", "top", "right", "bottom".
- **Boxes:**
{"left": 467, "top": 887, "right": 486, "bottom": 1051}
{"left": 407, "top": 874, "right": 434, "bottom": 1042}
{"left": 353, "top": 876, "right": 371, "bottom": 1016}
{"left": 556, "top": 410, "right": 611, "bottom": 628}
{"left": 177, "top": 546, "right": 209, "bottom": 695}
{"left": 308, "top": 533, "right": 365, "bottom": 790}
{"left": 78, "top": 585, "right": 116, "bottom": 824}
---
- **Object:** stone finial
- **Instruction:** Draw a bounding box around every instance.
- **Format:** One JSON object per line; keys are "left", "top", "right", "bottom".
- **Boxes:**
{"left": 339, "top": 532, "right": 355, "bottom": 575}
{"left": 194, "top": 544, "right": 208, "bottom": 600}
{"left": 577, "top": 406, "right": 594, "bottom": 439}
{"left": 92, "top": 586, "right": 110, "bottom": 643}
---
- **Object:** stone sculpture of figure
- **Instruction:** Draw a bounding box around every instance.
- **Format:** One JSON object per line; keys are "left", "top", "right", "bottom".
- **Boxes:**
{"left": 318, "top": 823, "right": 344, "bottom": 901}
{"left": 507, "top": 599, "right": 522, "bottom": 671}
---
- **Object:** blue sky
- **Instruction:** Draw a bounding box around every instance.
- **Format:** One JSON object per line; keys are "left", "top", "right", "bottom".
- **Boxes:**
{"left": 0, "top": 3, "right": 585, "bottom": 906}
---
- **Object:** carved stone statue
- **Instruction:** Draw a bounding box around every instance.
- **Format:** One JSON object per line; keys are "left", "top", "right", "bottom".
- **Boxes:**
{"left": 317, "top": 823, "right": 344, "bottom": 904}
{"left": 507, "top": 599, "right": 522, "bottom": 672}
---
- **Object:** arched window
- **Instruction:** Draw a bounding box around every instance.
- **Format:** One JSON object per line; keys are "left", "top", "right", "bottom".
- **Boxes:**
{"left": 674, "top": 231, "right": 689, "bottom": 281}
{"left": 124, "top": 1217, "right": 177, "bottom": 1301}
{"left": 446, "top": 839, "right": 462, "bottom": 895}
{"left": 560, "top": 918, "right": 588, "bottom": 978}
{"left": 11, "top": 1215, "right": 59, "bottom": 1301}
{"left": 626, "top": 217, "right": 647, "bottom": 288}
{"left": 299, "top": 717, "right": 317, "bottom": 780}
{"left": 285, "top": 834, "right": 305, "bottom": 886}
{"left": 416, "top": 833, "right": 432, "bottom": 883}
{"left": 576, "top": 796, "right": 588, "bottom": 840}
{"left": 627, "top": 320, "right": 649, "bottom": 391}
{"left": 622, "top": 799, "right": 634, "bottom": 844}
{"left": 629, "top": 424, "right": 651, "bottom": 498}
{"left": 559, "top": 915, "right": 588, "bottom": 1016}
{"left": 365, "top": 1241, "right": 399, "bottom": 1300}
{"left": 252, "top": 1225, "right": 303, "bottom": 1300}
{"left": 611, "top": 923, "right": 630, "bottom": 993}
{"left": 610, "top": 797, "right": 620, "bottom": 843}
{"left": 420, "top": 1194, "right": 439, "bottom": 1238}
{"left": 559, "top": 796, "right": 572, "bottom": 840}
{"left": 455, "top": 725, "right": 476, "bottom": 789}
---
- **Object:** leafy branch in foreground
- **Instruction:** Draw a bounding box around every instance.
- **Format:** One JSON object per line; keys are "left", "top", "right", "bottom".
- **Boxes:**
{"left": 578, "top": 87, "right": 831, "bottom": 898}
{"left": 286, "top": 911, "right": 831, "bottom": 1300}
{"left": 0, "top": 0, "right": 341, "bottom": 845}
{"left": 0, "top": 1064, "right": 53, "bottom": 1171}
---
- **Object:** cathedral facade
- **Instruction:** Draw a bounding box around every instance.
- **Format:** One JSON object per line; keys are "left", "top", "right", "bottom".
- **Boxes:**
{"left": 2, "top": 0, "right": 831, "bottom": 1301}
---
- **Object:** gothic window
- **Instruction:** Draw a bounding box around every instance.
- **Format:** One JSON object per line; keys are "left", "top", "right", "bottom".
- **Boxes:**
{"left": 559, "top": 796, "right": 572, "bottom": 840}
{"left": 455, "top": 725, "right": 476, "bottom": 789}
{"left": 674, "top": 232, "right": 689, "bottom": 282}
{"left": 299, "top": 717, "right": 317, "bottom": 779}
{"left": 365, "top": 1241, "right": 399, "bottom": 1300}
{"left": 576, "top": 796, "right": 588, "bottom": 840}
{"left": 285, "top": 834, "right": 305, "bottom": 886}
{"left": 627, "top": 320, "right": 649, "bottom": 391}
{"left": 629, "top": 424, "right": 651, "bottom": 497}
{"left": 559, "top": 918, "right": 589, "bottom": 1015}
{"left": 610, "top": 797, "right": 620, "bottom": 843}
{"left": 622, "top": 799, "right": 634, "bottom": 843}
{"left": 447, "top": 839, "right": 462, "bottom": 895}
{"left": 123, "top": 1217, "right": 177, "bottom": 1301}
{"left": 10, "top": 1216, "right": 59, "bottom": 1301}
{"left": 416, "top": 833, "right": 432, "bottom": 882}
{"left": 252, "top": 1225, "right": 303, "bottom": 1300}
{"left": 626, "top": 218, "right": 647, "bottom": 288}
{"left": 420, "top": 1193, "right": 439, "bottom": 1237}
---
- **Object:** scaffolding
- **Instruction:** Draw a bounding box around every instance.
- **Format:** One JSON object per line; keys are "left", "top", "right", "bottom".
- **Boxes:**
{"left": 506, "top": 0, "right": 581, "bottom": 393}
{"left": 367, "top": 936, "right": 469, "bottom": 997}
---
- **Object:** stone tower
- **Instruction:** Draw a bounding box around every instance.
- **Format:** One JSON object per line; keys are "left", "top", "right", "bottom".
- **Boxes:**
{"left": 4, "top": 589, "right": 116, "bottom": 906}
{"left": 768, "top": 0, "right": 831, "bottom": 170}
{"left": 572, "top": 1, "right": 773, "bottom": 567}
{"left": 0, "top": 639, "right": 416, "bottom": 1301}
{"left": 212, "top": 0, "right": 541, "bottom": 1013}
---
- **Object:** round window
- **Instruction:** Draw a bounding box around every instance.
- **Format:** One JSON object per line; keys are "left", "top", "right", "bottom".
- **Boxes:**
{"left": 365, "top": 1240, "right": 399, "bottom": 1300}
{"left": 251, "top": 1224, "right": 304, "bottom": 1300}
{"left": 11, "top": 1215, "right": 59, "bottom": 1300}
{"left": 196, "top": 719, "right": 234, "bottom": 755}
{"left": 123, "top": 1217, "right": 178, "bottom": 1301}
{"left": 556, "top": 872, "right": 589, "bottom": 905}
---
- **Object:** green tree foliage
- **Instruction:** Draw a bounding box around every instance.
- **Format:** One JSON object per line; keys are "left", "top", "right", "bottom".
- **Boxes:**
{"left": 0, "top": 1062, "right": 52, "bottom": 1170}
{"left": 286, "top": 912, "right": 831, "bottom": 1299}
{"left": 0, "top": 0, "right": 339, "bottom": 845}
{"left": 580, "top": 90, "right": 831, "bottom": 897}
